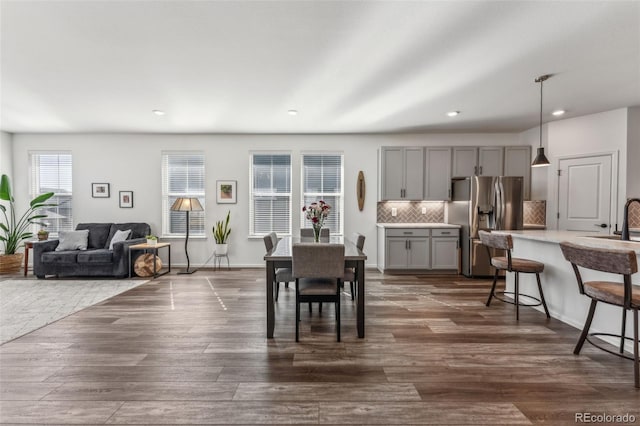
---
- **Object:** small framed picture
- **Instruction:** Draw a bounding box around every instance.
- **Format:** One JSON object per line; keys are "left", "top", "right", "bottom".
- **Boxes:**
{"left": 92, "top": 183, "right": 110, "bottom": 198}
{"left": 119, "top": 191, "right": 133, "bottom": 208}
{"left": 216, "top": 180, "right": 237, "bottom": 204}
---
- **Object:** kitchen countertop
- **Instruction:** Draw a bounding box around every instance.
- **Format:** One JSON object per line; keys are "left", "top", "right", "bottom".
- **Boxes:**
{"left": 492, "top": 229, "right": 640, "bottom": 254}
{"left": 376, "top": 223, "right": 461, "bottom": 229}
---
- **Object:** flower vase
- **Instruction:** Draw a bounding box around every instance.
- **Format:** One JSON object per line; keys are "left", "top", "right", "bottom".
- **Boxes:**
{"left": 312, "top": 224, "right": 322, "bottom": 242}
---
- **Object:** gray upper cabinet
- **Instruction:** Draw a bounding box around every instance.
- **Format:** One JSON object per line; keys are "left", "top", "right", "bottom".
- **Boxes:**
{"left": 380, "top": 147, "right": 424, "bottom": 200}
{"left": 452, "top": 146, "right": 504, "bottom": 177}
{"left": 504, "top": 146, "right": 532, "bottom": 200}
{"left": 424, "top": 147, "right": 452, "bottom": 200}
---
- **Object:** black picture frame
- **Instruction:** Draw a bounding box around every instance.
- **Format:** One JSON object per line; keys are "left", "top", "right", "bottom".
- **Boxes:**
{"left": 92, "top": 183, "right": 110, "bottom": 198}
{"left": 119, "top": 191, "right": 133, "bottom": 208}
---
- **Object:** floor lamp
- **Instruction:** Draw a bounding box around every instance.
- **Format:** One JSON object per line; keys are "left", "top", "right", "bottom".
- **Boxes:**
{"left": 170, "top": 197, "right": 203, "bottom": 274}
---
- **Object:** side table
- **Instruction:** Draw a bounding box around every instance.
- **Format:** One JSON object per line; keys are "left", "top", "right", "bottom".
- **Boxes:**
{"left": 23, "top": 241, "right": 37, "bottom": 276}
{"left": 128, "top": 242, "right": 171, "bottom": 278}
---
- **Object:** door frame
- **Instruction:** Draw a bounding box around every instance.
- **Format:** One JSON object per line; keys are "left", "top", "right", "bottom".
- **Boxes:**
{"left": 554, "top": 151, "right": 619, "bottom": 231}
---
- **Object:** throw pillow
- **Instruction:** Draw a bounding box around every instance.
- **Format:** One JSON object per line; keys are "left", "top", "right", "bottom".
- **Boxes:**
{"left": 108, "top": 229, "right": 131, "bottom": 250}
{"left": 55, "top": 229, "right": 90, "bottom": 251}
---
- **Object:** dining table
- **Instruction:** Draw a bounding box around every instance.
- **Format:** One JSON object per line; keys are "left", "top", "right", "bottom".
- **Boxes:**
{"left": 264, "top": 236, "right": 367, "bottom": 338}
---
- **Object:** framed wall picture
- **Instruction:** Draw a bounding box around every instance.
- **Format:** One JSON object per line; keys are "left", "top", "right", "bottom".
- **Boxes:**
{"left": 92, "top": 183, "right": 110, "bottom": 198}
{"left": 216, "top": 180, "right": 237, "bottom": 204}
{"left": 119, "top": 191, "right": 134, "bottom": 208}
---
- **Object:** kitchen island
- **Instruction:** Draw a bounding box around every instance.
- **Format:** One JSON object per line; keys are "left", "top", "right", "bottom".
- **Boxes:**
{"left": 493, "top": 230, "right": 640, "bottom": 352}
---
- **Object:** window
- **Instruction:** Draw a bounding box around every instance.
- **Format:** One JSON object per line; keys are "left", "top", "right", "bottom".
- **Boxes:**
{"left": 29, "top": 152, "right": 73, "bottom": 236}
{"left": 301, "top": 153, "right": 344, "bottom": 235}
{"left": 250, "top": 153, "right": 291, "bottom": 236}
{"left": 162, "top": 152, "right": 205, "bottom": 237}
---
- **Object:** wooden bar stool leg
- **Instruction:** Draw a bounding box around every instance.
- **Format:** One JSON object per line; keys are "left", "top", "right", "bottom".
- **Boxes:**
{"left": 486, "top": 269, "right": 499, "bottom": 307}
{"left": 536, "top": 273, "right": 550, "bottom": 318}
{"left": 634, "top": 308, "right": 639, "bottom": 388}
{"left": 575, "top": 299, "right": 598, "bottom": 355}
{"left": 515, "top": 272, "right": 520, "bottom": 321}
{"left": 621, "top": 309, "right": 627, "bottom": 354}
{"left": 275, "top": 282, "right": 280, "bottom": 301}
{"left": 296, "top": 283, "right": 300, "bottom": 342}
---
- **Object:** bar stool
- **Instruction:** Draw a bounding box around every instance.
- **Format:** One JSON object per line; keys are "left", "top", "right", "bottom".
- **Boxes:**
{"left": 479, "top": 231, "right": 550, "bottom": 320}
{"left": 560, "top": 242, "right": 639, "bottom": 388}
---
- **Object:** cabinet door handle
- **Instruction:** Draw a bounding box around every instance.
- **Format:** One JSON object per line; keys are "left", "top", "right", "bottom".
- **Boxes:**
{"left": 441, "top": 231, "right": 451, "bottom": 235}
{"left": 448, "top": 189, "right": 451, "bottom": 199}
{"left": 405, "top": 240, "right": 408, "bottom": 250}
{"left": 408, "top": 240, "right": 411, "bottom": 250}
{"left": 474, "top": 166, "right": 478, "bottom": 175}
{"left": 479, "top": 166, "right": 483, "bottom": 175}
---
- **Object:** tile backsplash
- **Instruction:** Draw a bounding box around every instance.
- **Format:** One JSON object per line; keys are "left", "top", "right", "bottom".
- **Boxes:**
{"left": 523, "top": 200, "right": 546, "bottom": 226}
{"left": 628, "top": 201, "right": 640, "bottom": 228}
{"left": 377, "top": 201, "right": 444, "bottom": 223}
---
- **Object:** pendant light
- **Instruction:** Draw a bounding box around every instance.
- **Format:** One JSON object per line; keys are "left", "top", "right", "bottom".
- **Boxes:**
{"left": 531, "top": 74, "right": 551, "bottom": 167}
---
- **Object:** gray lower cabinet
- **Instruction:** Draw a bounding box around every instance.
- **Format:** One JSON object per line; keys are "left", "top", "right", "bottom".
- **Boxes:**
{"left": 430, "top": 228, "right": 459, "bottom": 270}
{"left": 378, "top": 227, "right": 459, "bottom": 272}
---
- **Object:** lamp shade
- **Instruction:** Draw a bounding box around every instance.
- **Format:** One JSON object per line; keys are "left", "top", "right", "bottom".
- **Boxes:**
{"left": 170, "top": 197, "right": 203, "bottom": 212}
{"left": 531, "top": 147, "right": 550, "bottom": 167}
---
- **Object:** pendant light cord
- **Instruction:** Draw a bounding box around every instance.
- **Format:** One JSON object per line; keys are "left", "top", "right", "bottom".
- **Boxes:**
{"left": 539, "top": 77, "right": 543, "bottom": 148}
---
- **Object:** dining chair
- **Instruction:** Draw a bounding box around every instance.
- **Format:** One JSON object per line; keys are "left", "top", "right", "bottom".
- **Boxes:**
{"left": 479, "top": 230, "right": 550, "bottom": 320}
{"left": 292, "top": 243, "right": 345, "bottom": 342}
{"left": 343, "top": 233, "right": 365, "bottom": 301}
{"left": 300, "top": 227, "right": 330, "bottom": 241}
{"left": 560, "top": 241, "right": 639, "bottom": 388}
{"left": 263, "top": 232, "right": 292, "bottom": 302}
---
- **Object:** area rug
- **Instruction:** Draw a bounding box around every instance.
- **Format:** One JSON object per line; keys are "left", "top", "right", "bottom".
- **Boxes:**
{"left": 0, "top": 278, "right": 148, "bottom": 344}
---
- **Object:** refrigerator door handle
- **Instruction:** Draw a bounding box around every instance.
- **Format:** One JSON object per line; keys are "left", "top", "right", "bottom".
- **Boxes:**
{"left": 495, "top": 179, "right": 504, "bottom": 230}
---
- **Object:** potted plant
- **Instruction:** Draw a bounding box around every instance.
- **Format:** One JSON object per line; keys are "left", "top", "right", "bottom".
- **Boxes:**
{"left": 0, "top": 174, "right": 55, "bottom": 273}
{"left": 146, "top": 235, "right": 158, "bottom": 246}
{"left": 37, "top": 228, "right": 50, "bottom": 241}
{"left": 213, "top": 211, "right": 231, "bottom": 255}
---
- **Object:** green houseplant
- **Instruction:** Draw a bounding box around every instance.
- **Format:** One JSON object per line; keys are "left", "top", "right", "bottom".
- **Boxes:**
{"left": 213, "top": 211, "right": 231, "bottom": 255}
{"left": 0, "top": 174, "right": 55, "bottom": 272}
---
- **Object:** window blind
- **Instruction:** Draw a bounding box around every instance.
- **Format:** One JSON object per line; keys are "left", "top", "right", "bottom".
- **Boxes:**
{"left": 28, "top": 152, "right": 73, "bottom": 236}
{"left": 250, "top": 153, "right": 291, "bottom": 235}
{"left": 161, "top": 152, "right": 205, "bottom": 236}
{"left": 301, "top": 153, "right": 344, "bottom": 235}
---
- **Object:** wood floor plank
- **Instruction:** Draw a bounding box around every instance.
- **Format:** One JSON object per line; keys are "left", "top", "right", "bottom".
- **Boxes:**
{"left": 0, "top": 400, "right": 122, "bottom": 424}
{"left": 43, "top": 382, "right": 238, "bottom": 401}
{"left": 233, "top": 383, "right": 421, "bottom": 401}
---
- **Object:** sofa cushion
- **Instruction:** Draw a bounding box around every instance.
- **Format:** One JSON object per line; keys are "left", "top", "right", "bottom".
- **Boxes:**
{"left": 76, "top": 223, "right": 113, "bottom": 249}
{"left": 77, "top": 249, "right": 114, "bottom": 264}
{"left": 105, "top": 223, "right": 151, "bottom": 248}
{"left": 55, "top": 230, "right": 89, "bottom": 251}
{"left": 108, "top": 229, "right": 131, "bottom": 250}
{"left": 41, "top": 250, "right": 79, "bottom": 264}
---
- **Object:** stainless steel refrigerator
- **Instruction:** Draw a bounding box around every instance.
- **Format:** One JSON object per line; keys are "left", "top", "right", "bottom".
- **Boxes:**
{"left": 448, "top": 176, "right": 523, "bottom": 277}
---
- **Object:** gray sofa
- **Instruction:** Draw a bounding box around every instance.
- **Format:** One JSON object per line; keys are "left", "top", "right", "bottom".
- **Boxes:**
{"left": 33, "top": 222, "right": 151, "bottom": 279}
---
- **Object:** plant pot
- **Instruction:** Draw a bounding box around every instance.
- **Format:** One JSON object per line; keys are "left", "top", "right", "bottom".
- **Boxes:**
{"left": 146, "top": 239, "right": 157, "bottom": 246}
{"left": 215, "top": 243, "right": 228, "bottom": 255}
{"left": 37, "top": 232, "right": 49, "bottom": 241}
{"left": 0, "top": 253, "right": 24, "bottom": 274}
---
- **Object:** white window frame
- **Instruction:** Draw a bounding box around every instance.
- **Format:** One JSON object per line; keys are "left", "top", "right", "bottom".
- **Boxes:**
{"left": 28, "top": 151, "right": 73, "bottom": 237}
{"left": 249, "top": 151, "right": 292, "bottom": 237}
{"left": 161, "top": 151, "right": 206, "bottom": 238}
{"left": 300, "top": 151, "right": 344, "bottom": 236}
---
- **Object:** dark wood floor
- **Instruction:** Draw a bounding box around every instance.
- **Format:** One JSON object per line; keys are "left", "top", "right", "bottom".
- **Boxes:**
{"left": 1, "top": 269, "right": 639, "bottom": 424}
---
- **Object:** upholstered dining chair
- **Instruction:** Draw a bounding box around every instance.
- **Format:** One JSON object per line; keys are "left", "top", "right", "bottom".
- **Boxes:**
{"left": 300, "top": 227, "right": 330, "bottom": 241}
{"left": 479, "top": 230, "right": 550, "bottom": 320}
{"left": 292, "top": 243, "right": 345, "bottom": 342}
{"left": 263, "top": 232, "right": 292, "bottom": 301}
{"left": 560, "top": 241, "right": 639, "bottom": 388}
{"left": 343, "top": 233, "right": 365, "bottom": 301}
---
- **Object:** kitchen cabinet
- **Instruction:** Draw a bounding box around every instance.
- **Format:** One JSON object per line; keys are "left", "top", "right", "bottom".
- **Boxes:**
{"left": 430, "top": 229, "right": 459, "bottom": 270}
{"left": 424, "top": 147, "right": 452, "bottom": 200}
{"left": 504, "top": 146, "right": 532, "bottom": 200}
{"left": 385, "top": 228, "right": 430, "bottom": 270}
{"left": 379, "top": 147, "right": 424, "bottom": 200}
{"left": 452, "top": 147, "right": 504, "bottom": 177}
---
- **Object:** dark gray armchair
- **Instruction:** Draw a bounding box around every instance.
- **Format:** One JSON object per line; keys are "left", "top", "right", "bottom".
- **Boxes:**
{"left": 33, "top": 222, "right": 151, "bottom": 279}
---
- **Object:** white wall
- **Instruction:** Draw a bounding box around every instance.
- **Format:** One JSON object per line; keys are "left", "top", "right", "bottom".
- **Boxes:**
{"left": 12, "top": 132, "right": 521, "bottom": 267}
{"left": 544, "top": 108, "right": 629, "bottom": 228}
{"left": 627, "top": 107, "right": 640, "bottom": 198}
{"left": 0, "top": 131, "right": 13, "bottom": 181}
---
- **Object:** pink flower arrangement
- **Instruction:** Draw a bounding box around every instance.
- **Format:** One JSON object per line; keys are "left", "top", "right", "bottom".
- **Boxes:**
{"left": 302, "top": 200, "right": 331, "bottom": 226}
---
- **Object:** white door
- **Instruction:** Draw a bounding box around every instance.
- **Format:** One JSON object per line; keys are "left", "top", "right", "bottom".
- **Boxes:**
{"left": 558, "top": 154, "right": 612, "bottom": 233}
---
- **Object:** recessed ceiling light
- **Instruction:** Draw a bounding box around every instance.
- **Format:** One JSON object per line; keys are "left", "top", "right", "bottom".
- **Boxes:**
{"left": 552, "top": 110, "right": 565, "bottom": 116}
{"left": 288, "top": 109, "right": 298, "bottom": 116}
{"left": 152, "top": 109, "right": 165, "bottom": 116}
{"left": 446, "top": 111, "right": 460, "bottom": 117}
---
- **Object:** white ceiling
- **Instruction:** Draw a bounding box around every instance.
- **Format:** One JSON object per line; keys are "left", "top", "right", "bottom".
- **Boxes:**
{"left": 1, "top": 0, "right": 639, "bottom": 134}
